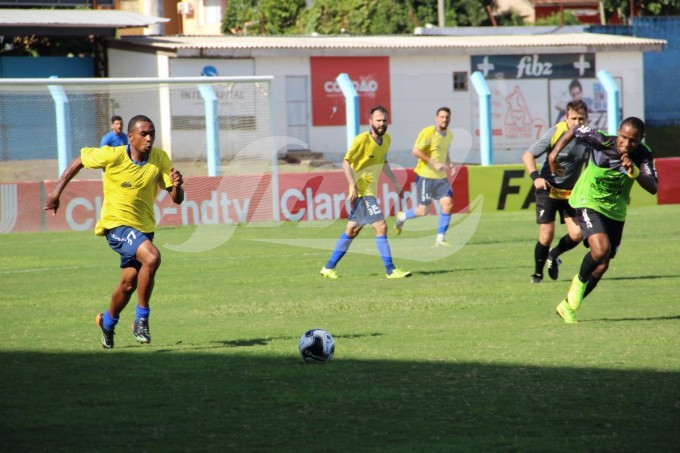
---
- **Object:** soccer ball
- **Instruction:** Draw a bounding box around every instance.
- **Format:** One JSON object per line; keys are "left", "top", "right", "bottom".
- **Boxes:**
{"left": 298, "top": 329, "right": 335, "bottom": 363}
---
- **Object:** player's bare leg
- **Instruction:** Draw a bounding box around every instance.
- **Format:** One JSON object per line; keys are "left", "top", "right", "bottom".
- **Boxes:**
{"left": 130, "top": 240, "right": 161, "bottom": 343}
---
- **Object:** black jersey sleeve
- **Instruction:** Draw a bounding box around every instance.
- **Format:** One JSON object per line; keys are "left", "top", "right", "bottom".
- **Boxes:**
{"left": 573, "top": 125, "right": 613, "bottom": 150}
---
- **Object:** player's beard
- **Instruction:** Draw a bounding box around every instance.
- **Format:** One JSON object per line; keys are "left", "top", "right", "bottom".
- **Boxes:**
{"left": 372, "top": 124, "right": 387, "bottom": 137}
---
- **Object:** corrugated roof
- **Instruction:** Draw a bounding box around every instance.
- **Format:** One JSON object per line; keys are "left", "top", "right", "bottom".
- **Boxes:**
{"left": 112, "top": 33, "right": 665, "bottom": 57}
{"left": 0, "top": 9, "right": 168, "bottom": 30}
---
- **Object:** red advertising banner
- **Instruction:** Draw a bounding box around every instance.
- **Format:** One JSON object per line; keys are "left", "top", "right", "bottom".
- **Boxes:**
{"left": 0, "top": 182, "right": 43, "bottom": 233}
{"left": 656, "top": 157, "right": 680, "bottom": 205}
{"left": 3, "top": 167, "right": 467, "bottom": 233}
{"left": 310, "top": 56, "right": 391, "bottom": 126}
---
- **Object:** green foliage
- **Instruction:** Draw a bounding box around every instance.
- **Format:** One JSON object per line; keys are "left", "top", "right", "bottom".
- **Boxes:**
{"left": 639, "top": 0, "right": 680, "bottom": 15}
{"left": 0, "top": 36, "right": 93, "bottom": 57}
{"left": 228, "top": 0, "right": 523, "bottom": 35}
{"left": 534, "top": 10, "right": 582, "bottom": 26}
{"left": 299, "top": 0, "right": 413, "bottom": 35}
{"left": 599, "top": 0, "right": 680, "bottom": 22}
{"left": 495, "top": 8, "right": 528, "bottom": 26}
{"left": 223, "top": 0, "right": 307, "bottom": 35}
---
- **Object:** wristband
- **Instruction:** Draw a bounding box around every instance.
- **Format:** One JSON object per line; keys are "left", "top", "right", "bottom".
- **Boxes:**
{"left": 627, "top": 165, "right": 640, "bottom": 179}
{"left": 530, "top": 171, "right": 540, "bottom": 181}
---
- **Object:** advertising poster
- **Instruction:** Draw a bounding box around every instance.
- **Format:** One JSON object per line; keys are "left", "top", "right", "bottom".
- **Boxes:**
{"left": 549, "top": 77, "right": 623, "bottom": 130}
{"left": 310, "top": 57, "right": 391, "bottom": 126}
{"left": 472, "top": 79, "right": 549, "bottom": 151}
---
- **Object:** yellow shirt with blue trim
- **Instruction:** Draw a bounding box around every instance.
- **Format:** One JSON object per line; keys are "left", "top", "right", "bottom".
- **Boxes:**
{"left": 413, "top": 126, "right": 453, "bottom": 179}
{"left": 343, "top": 131, "right": 391, "bottom": 197}
{"left": 80, "top": 145, "right": 174, "bottom": 235}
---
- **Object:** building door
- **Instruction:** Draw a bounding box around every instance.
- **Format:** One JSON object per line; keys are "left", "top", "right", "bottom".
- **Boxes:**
{"left": 285, "top": 76, "right": 309, "bottom": 150}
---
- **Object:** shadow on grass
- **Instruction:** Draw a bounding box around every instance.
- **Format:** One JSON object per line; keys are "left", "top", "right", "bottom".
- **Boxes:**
{"left": 600, "top": 274, "right": 680, "bottom": 282}
{"left": 1, "top": 349, "right": 679, "bottom": 452}
{"left": 581, "top": 314, "right": 680, "bottom": 323}
{"left": 154, "top": 333, "right": 384, "bottom": 353}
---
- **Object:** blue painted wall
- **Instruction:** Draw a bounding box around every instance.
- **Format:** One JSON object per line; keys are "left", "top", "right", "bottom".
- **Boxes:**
{"left": 589, "top": 17, "right": 680, "bottom": 127}
{"left": 0, "top": 56, "right": 98, "bottom": 161}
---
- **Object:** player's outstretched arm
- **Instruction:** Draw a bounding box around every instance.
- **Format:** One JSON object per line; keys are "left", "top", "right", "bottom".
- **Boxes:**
{"left": 43, "top": 157, "right": 84, "bottom": 215}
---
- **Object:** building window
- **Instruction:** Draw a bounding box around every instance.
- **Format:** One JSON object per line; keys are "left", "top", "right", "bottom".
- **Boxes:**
{"left": 453, "top": 72, "right": 468, "bottom": 91}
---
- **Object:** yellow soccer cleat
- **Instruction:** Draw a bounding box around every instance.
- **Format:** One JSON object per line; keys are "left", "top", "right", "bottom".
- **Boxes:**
{"left": 567, "top": 275, "right": 587, "bottom": 311}
{"left": 320, "top": 267, "right": 338, "bottom": 279}
{"left": 556, "top": 300, "right": 578, "bottom": 324}
{"left": 386, "top": 268, "right": 412, "bottom": 279}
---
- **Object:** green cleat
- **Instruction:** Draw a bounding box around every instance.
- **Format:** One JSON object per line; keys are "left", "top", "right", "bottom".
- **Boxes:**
{"left": 434, "top": 240, "right": 451, "bottom": 247}
{"left": 320, "top": 267, "right": 338, "bottom": 279}
{"left": 567, "top": 275, "right": 587, "bottom": 311}
{"left": 556, "top": 300, "right": 578, "bottom": 324}
{"left": 394, "top": 211, "right": 405, "bottom": 235}
{"left": 387, "top": 268, "right": 412, "bottom": 279}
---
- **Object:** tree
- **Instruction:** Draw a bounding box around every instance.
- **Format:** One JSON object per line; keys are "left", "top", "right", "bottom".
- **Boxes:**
{"left": 225, "top": 0, "right": 525, "bottom": 36}
{"left": 0, "top": 36, "right": 93, "bottom": 57}
{"left": 223, "top": 0, "right": 306, "bottom": 35}
{"left": 299, "top": 0, "right": 412, "bottom": 35}
{"left": 600, "top": 0, "right": 680, "bottom": 23}
{"left": 534, "top": 10, "right": 582, "bottom": 26}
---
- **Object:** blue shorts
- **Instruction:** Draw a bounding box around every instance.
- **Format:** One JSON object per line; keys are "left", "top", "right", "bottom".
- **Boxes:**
{"left": 106, "top": 226, "right": 154, "bottom": 269}
{"left": 348, "top": 196, "right": 384, "bottom": 227}
{"left": 415, "top": 176, "right": 452, "bottom": 206}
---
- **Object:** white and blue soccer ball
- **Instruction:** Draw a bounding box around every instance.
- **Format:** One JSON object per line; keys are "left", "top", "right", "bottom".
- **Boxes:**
{"left": 298, "top": 329, "right": 335, "bottom": 363}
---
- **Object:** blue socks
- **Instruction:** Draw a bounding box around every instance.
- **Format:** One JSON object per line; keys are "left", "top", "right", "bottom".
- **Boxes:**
{"left": 102, "top": 311, "right": 119, "bottom": 331}
{"left": 404, "top": 209, "right": 417, "bottom": 220}
{"left": 136, "top": 305, "right": 150, "bottom": 321}
{"left": 325, "top": 233, "right": 352, "bottom": 269}
{"left": 101, "top": 306, "right": 149, "bottom": 331}
{"left": 438, "top": 213, "right": 451, "bottom": 235}
{"left": 376, "top": 235, "right": 396, "bottom": 273}
{"left": 325, "top": 233, "right": 397, "bottom": 274}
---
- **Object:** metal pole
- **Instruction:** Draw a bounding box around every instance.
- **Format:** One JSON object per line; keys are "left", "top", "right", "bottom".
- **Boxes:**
{"left": 470, "top": 71, "right": 493, "bottom": 166}
{"left": 438, "top": 0, "right": 445, "bottom": 27}
{"left": 198, "top": 84, "right": 220, "bottom": 176}
{"left": 47, "top": 76, "right": 72, "bottom": 176}
{"left": 336, "top": 73, "right": 359, "bottom": 151}
{"left": 597, "top": 70, "right": 620, "bottom": 135}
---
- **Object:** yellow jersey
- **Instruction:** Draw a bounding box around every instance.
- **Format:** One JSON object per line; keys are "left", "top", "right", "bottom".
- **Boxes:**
{"left": 343, "top": 131, "right": 391, "bottom": 197}
{"left": 413, "top": 126, "right": 453, "bottom": 179}
{"left": 80, "top": 145, "right": 174, "bottom": 235}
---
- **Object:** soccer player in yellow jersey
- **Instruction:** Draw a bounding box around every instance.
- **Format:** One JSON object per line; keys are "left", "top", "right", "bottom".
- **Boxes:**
{"left": 320, "top": 106, "right": 411, "bottom": 279}
{"left": 394, "top": 107, "right": 455, "bottom": 246}
{"left": 44, "top": 115, "right": 184, "bottom": 348}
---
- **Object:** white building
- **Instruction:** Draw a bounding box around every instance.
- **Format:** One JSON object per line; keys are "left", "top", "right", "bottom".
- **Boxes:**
{"left": 107, "top": 32, "right": 664, "bottom": 165}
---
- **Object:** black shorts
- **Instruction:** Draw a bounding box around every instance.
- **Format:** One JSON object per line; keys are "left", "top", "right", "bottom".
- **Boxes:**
{"left": 576, "top": 207, "right": 624, "bottom": 259}
{"left": 535, "top": 189, "right": 576, "bottom": 224}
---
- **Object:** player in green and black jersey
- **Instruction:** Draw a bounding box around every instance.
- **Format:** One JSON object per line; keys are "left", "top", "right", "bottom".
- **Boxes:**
{"left": 548, "top": 117, "right": 658, "bottom": 323}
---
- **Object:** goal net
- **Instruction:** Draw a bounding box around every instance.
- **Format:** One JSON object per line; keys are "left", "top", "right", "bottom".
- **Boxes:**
{"left": 0, "top": 76, "right": 274, "bottom": 182}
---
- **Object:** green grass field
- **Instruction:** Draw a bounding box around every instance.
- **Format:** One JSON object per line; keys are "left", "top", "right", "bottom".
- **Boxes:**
{"left": 1, "top": 205, "right": 679, "bottom": 452}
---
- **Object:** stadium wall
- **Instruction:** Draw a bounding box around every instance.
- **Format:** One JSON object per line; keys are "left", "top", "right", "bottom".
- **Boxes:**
{"left": 589, "top": 17, "right": 680, "bottom": 128}
{"left": 107, "top": 43, "right": 649, "bottom": 166}
{"left": 3, "top": 161, "right": 676, "bottom": 234}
